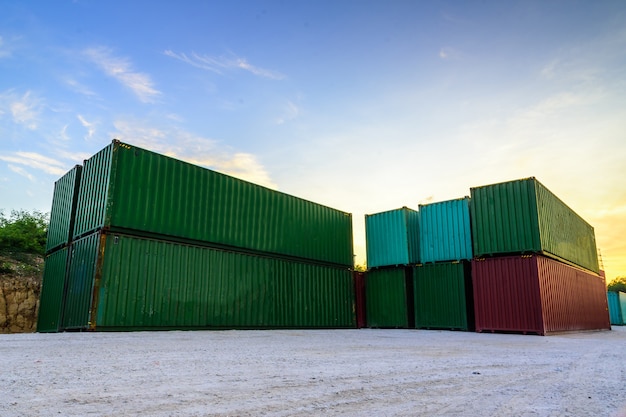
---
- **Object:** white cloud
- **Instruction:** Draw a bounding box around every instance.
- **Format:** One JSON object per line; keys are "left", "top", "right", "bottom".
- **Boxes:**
{"left": 0, "top": 152, "right": 67, "bottom": 176}
{"left": 164, "top": 50, "right": 285, "bottom": 80}
{"left": 439, "top": 47, "right": 461, "bottom": 60}
{"left": 8, "top": 164, "right": 35, "bottom": 182}
{"left": 64, "top": 77, "right": 97, "bottom": 97}
{"left": 276, "top": 100, "right": 299, "bottom": 125}
{"left": 112, "top": 120, "right": 277, "bottom": 189}
{"left": 77, "top": 114, "right": 97, "bottom": 138}
{"left": 0, "top": 90, "right": 42, "bottom": 129}
{"left": 84, "top": 47, "right": 161, "bottom": 103}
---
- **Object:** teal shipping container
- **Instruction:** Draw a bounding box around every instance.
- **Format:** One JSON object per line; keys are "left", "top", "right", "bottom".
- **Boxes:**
{"left": 52, "top": 232, "right": 355, "bottom": 331}
{"left": 608, "top": 291, "right": 626, "bottom": 325}
{"left": 470, "top": 177, "right": 599, "bottom": 273}
{"left": 45, "top": 165, "right": 82, "bottom": 253}
{"left": 419, "top": 197, "right": 472, "bottom": 263}
{"left": 72, "top": 140, "right": 353, "bottom": 267}
{"left": 365, "top": 207, "right": 420, "bottom": 268}
{"left": 413, "top": 261, "right": 473, "bottom": 331}
{"left": 36, "top": 247, "right": 70, "bottom": 332}
{"left": 365, "top": 267, "right": 413, "bottom": 328}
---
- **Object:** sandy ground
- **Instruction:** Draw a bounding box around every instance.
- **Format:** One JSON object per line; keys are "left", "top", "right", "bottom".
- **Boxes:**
{"left": 1, "top": 327, "right": 625, "bottom": 417}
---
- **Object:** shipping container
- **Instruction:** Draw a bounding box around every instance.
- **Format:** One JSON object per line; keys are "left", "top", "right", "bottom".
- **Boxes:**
{"left": 472, "top": 255, "right": 610, "bottom": 335}
{"left": 57, "top": 232, "right": 355, "bottom": 331}
{"left": 419, "top": 197, "right": 472, "bottom": 263}
{"left": 353, "top": 271, "right": 367, "bottom": 328}
{"left": 365, "top": 267, "right": 413, "bottom": 328}
{"left": 36, "top": 247, "right": 70, "bottom": 332}
{"left": 45, "top": 165, "right": 82, "bottom": 253}
{"left": 607, "top": 291, "right": 626, "bottom": 326}
{"left": 72, "top": 140, "right": 353, "bottom": 267}
{"left": 413, "top": 261, "right": 473, "bottom": 331}
{"left": 470, "top": 177, "right": 599, "bottom": 273}
{"left": 365, "top": 207, "right": 420, "bottom": 268}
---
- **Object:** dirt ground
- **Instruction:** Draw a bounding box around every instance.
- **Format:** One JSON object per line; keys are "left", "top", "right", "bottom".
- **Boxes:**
{"left": 1, "top": 327, "right": 625, "bottom": 416}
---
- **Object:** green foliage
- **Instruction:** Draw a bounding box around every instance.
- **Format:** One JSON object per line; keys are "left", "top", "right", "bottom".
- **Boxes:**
{"left": 0, "top": 209, "right": 49, "bottom": 255}
{"left": 354, "top": 264, "right": 367, "bottom": 272}
{"left": 607, "top": 276, "right": 626, "bottom": 293}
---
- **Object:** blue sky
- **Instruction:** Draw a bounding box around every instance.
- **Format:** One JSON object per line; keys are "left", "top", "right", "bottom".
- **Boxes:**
{"left": 1, "top": 1, "right": 625, "bottom": 279}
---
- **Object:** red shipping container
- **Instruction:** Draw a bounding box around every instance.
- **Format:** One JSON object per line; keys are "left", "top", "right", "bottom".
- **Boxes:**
{"left": 472, "top": 255, "right": 610, "bottom": 335}
{"left": 353, "top": 271, "right": 367, "bottom": 328}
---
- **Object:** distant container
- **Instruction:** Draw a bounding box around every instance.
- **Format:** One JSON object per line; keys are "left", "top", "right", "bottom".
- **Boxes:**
{"left": 470, "top": 177, "right": 599, "bottom": 273}
{"left": 45, "top": 165, "right": 82, "bottom": 254}
{"left": 36, "top": 247, "right": 70, "bottom": 333}
{"left": 472, "top": 255, "right": 610, "bottom": 335}
{"left": 55, "top": 232, "right": 355, "bottom": 331}
{"left": 413, "top": 261, "right": 473, "bottom": 331}
{"left": 607, "top": 291, "right": 626, "bottom": 326}
{"left": 353, "top": 271, "right": 367, "bottom": 328}
{"left": 419, "top": 197, "right": 472, "bottom": 263}
{"left": 365, "top": 207, "right": 420, "bottom": 268}
{"left": 365, "top": 267, "right": 413, "bottom": 328}
{"left": 72, "top": 140, "right": 353, "bottom": 267}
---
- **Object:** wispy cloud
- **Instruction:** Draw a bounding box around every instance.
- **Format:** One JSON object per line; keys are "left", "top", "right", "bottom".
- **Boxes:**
{"left": 0, "top": 90, "right": 42, "bottom": 129}
{"left": 8, "top": 165, "right": 35, "bottom": 182}
{"left": 0, "top": 152, "right": 67, "bottom": 177}
{"left": 164, "top": 50, "right": 285, "bottom": 80}
{"left": 276, "top": 100, "right": 299, "bottom": 125}
{"left": 64, "top": 77, "right": 97, "bottom": 97}
{"left": 77, "top": 114, "right": 97, "bottom": 139}
{"left": 0, "top": 35, "right": 18, "bottom": 59}
{"left": 84, "top": 47, "right": 161, "bottom": 103}
{"left": 439, "top": 47, "right": 462, "bottom": 60}
{"left": 112, "top": 120, "right": 277, "bottom": 188}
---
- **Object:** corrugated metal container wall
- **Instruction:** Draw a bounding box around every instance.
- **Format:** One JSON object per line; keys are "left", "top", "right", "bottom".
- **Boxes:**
{"left": 365, "top": 267, "right": 411, "bottom": 328}
{"left": 72, "top": 140, "right": 353, "bottom": 267}
{"left": 365, "top": 208, "right": 419, "bottom": 268}
{"left": 413, "top": 262, "right": 473, "bottom": 331}
{"left": 470, "top": 177, "right": 599, "bottom": 273}
{"left": 62, "top": 233, "right": 355, "bottom": 330}
{"left": 62, "top": 232, "right": 102, "bottom": 330}
{"left": 419, "top": 197, "right": 472, "bottom": 263}
{"left": 473, "top": 255, "right": 610, "bottom": 335}
{"left": 45, "top": 165, "right": 82, "bottom": 253}
{"left": 353, "top": 271, "right": 367, "bottom": 328}
{"left": 607, "top": 291, "right": 625, "bottom": 325}
{"left": 36, "top": 248, "right": 69, "bottom": 332}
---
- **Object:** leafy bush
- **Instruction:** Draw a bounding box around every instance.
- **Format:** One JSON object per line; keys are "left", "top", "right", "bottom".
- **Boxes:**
{"left": 0, "top": 210, "right": 49, "bottom": 255}
{"left": 607, "top": 276, "right": 626, "bottom": 293}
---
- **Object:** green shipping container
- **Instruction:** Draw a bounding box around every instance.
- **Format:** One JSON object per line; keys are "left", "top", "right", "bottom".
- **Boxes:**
{"left": 365, "top": 267, "right": 412, "bottom": 328}
{"left": 45, "top": 165, "right": 82, "bottom": 253}
{"left": 59, "top": 232, "right": 355, "bottom": 331}
{"left": 72, "top": 140, "right": 353, "bottom": 267}
{"left": 413, "top": 262, "right": 473, "bottom": 331}
{"left": 470, "top": 177, "right": 599, "bottom": 273}
{"left": 37, "top": 247, "right": 70, "bottom": 332}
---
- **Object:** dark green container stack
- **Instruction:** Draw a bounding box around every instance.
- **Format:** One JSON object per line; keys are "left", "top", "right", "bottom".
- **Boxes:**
{"left": 470, "top": 177, "right": 599, "bottom": 273}
{"left": 45, "top": 165, "right": 82, "bottom": 254}
{"left": 365, "top": 267, "right": 413, "bottom": 328}
{"left": 38, "top": 140, "right": 356, "bottom": 332}
{"left": 73, "top": 140, "right": 353, "bottom": 267}
{"left": 413, "top": 262, "right": 473, "bottom": 331}
{"left": 36, "top": 247, "right": 71, "bottom": 333}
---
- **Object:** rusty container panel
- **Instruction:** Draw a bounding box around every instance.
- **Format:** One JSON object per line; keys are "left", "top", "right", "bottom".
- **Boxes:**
{"left": 607, "top": 291, "right": 625, "bottom": 325}
{"left": 470, "top": 177, "right": 599, "bottom": 273}
{"left": 353, "top": 271, "right": 367, "bottom": 328}
{"left": 413, "top": 261, "right": 473, "bottom": 331}
{"left": 419, "top": 197, "right": 472, "bottom": 263}
{"left": 365, "top": 207, "right": 420, "bottom": 268}
{"left": 473, "top": 255, "right": 610, "bottom": 335}
{"left": 365, "top": 267, "right": 412, "bottom": 328}
{"left": 72, "top": 140, "right": 353, "bottom": 267}
{"left": 45, "top": 165, "right": 82, "bottom": 253}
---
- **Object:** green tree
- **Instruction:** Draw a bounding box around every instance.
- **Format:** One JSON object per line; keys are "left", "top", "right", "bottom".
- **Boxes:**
{"left": 607, "top": 276, "right": 626, "bottom": 293}
{"left": 0, "top": 209, "right": 49, "bottom": 255}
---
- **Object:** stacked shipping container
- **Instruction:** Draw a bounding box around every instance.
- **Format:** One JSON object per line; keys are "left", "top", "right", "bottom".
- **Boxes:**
{"left": 607, "top": 291, "right": 626, "bottom": 326}
{"left": 470, "top": 178, "right": 609, "bottom": 334}
{"left": 38, "top": 140, "right": 356, "bottom": 332}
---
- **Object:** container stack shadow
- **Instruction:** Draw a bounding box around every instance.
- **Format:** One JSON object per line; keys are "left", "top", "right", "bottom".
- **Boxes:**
{"left": 38, "top": 140, "right": 356, "bottom": 332}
